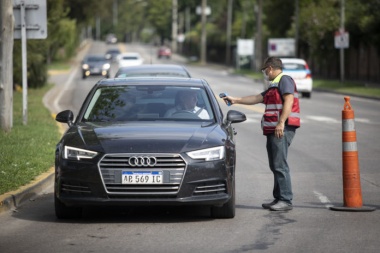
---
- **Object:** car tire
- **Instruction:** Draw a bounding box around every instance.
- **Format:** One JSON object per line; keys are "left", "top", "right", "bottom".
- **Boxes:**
{"left": 302, "top": 92, "right": 311, "bottom": 98}
{"left": 55, "top": 194, "right": 82, "bottom": 219}
{"left": 211, "top": 181, "right": 235, "bottom": 219}
{"left": 82, "top": 74, "right": 86, "bottom": 79}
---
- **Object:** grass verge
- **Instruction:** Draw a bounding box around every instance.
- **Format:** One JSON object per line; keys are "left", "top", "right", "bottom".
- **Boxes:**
{"left": 0, "top": 85, "right": 61, "bottom": 195}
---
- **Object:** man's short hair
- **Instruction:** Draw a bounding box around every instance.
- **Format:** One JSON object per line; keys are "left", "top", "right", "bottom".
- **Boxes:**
{"left": 261, "top": 57, "right": 283, "bottom": 71}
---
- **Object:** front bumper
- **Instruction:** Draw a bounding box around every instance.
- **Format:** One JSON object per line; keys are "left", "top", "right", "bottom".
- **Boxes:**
{"left": 55, "top": 154, "right": 234, "bottom": 207}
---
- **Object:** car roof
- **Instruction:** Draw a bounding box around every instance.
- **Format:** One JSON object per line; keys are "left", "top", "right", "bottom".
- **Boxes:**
{"left": 84, "top": 55, "right": 108, "bottom": 61}
{"left": 115, "top": 64, "right": 191, "bottom": 78}
{"left": 120, "top": 52, "right": 141, "bottom": 56}
{"left": 117, "top": 64, "right": 185, "bottom": 71}
{"left": 106, "top": 49, "right": 120, "bottom": 53}
{"left": 96, "top": 77, "right": 206, "bottom": 88}
{"left": 280, "top": 58, "right": 307, "bottom": 64}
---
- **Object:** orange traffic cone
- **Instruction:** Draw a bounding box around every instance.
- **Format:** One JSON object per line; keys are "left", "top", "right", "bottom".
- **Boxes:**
{"left": 330, "top": 97, "right": 375, "bottom": 212}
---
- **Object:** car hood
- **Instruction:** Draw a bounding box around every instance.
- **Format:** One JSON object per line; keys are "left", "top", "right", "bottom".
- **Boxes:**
{"left": 65, "top": 122, "right": 225, "bottom": 154}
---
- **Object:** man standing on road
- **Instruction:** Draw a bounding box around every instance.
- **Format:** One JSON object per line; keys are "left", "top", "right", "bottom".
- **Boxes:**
{"left": 222, "top": 57, "right": 300, "bottom": 211}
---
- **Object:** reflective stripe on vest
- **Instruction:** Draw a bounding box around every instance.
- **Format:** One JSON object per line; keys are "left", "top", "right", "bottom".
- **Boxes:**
{"left": 261, "top": 73, "right": 301, "bottom": 135}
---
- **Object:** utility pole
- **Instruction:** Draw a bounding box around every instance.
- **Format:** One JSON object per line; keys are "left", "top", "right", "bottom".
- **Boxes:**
{"left": 0, "top": 0, "right": 14, "bottom": 132}
{"left": 295, "top": 0, "right": 299, "bottom": 57}
{"left": 340, "top": 0, "right": 345, "bottom": 82}
{"left": 113, "top": 0, "right": 118, "bottom": 28}
{"left": 226, "top": 0, "right": 233, "bottom": 66}
{"left": 96, "top": 16, "right": 101, "bottom": 41}
{"left": 200, "top": 0, "right": 207, "bottom": 65}
{"left": 253, "top": 0, "right": 263, "bottom": 71}
{"left": 171, "top": 0, "right": 178, "bottom": 53}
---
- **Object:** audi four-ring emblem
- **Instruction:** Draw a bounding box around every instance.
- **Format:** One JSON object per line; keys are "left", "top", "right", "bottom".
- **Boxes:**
{"left": 128, "top": 156, "right": 157, "bottom": 167}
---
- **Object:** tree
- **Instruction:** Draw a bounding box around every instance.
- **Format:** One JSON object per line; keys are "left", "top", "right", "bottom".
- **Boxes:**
{"left": 0, "top": 0, "right": 14, "bottom": 132}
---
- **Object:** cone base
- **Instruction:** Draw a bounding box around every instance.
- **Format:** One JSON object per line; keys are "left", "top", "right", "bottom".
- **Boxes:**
{"left": 330, "top": 206, "right": 375, "bottom": 212}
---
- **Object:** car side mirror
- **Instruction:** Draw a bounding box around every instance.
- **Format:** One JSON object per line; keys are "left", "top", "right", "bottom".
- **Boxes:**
{"left": 56, "top": 110, "right": 74, "bottom": 127}
{"left": 226, "top": 110, "right": 246, "bottom": 124}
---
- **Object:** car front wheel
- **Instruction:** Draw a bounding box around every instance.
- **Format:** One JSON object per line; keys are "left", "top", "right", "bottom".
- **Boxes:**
{"left": 211, "top": 181, "right": 235, "bottom": 219}
{"left": 302, "top": 92, "right": 311, "bottom": 98}
{"left": 54, "top": 194, "right": 82, "bottom": 219}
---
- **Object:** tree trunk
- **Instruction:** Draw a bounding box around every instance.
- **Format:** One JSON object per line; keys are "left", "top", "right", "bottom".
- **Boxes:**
{"left": 0, "top": 0, "right": 14, "bottom": 132}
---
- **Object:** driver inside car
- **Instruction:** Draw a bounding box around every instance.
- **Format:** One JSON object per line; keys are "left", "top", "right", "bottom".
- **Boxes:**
{"left": 164, "top": 90, "right": 210, "bottom": 119}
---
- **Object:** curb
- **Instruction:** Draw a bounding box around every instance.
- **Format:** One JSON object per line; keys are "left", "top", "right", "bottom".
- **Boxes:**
{"left": 0, "top": 167, "right": 54, "bottom": 214}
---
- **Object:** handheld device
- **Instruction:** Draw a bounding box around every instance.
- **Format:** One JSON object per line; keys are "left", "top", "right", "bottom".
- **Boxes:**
{"left": 219, "top": 93, "right": 231, "bottom": 106}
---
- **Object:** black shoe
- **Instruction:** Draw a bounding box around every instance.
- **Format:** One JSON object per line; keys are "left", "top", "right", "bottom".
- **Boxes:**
{"left": 269, "top": 201, "right": 293, "bottom": 211}
{"left": 262, "top": 199, "right": 279, "bottom": 209}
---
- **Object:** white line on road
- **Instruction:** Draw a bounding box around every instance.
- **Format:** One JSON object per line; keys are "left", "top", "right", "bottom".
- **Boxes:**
{"left": 53, "top": 67, "right": 78, "bottom": 113}
{"left": 313, "top": 190, "right": 333, "bottom": 209}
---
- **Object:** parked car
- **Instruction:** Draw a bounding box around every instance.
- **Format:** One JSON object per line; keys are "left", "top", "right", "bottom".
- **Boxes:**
{"left": 115, "top": 64, "right": 191, "bottom": 78}
{"left": 105, "top": 33, "right": 117, "bottom": 44}
{"left": 117, "top": 52, "right": 144, "bottom": 68}
{"left": 81, "top": 55, "right": 111, "bottom": 79}
{"left": 157, "top": 46, "right": 172, "bottom": 59}
{"left": 54, "top": 77, "right": 246, "bottom": 219}
{"left": 281, "top": 58, "right": 313, "bottom": 98}
{"left": 105, "top": 48, "right": 121, "bottom": 62}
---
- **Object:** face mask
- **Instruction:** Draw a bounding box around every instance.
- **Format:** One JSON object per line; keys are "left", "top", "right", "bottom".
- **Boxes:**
{"left": 263, "top": 72, "right": 269, "bottom": 81}
{"left": 262, "top": 69, "right": 270, "bottom": 89}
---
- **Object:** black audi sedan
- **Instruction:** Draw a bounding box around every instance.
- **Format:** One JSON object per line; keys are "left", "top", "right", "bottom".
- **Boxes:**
{"left": 55, "top": 77, "right": 246, "bottom": 219}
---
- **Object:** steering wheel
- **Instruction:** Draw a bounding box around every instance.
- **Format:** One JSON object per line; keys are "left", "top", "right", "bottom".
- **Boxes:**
{"left": 171, "top": 110, "right": 200, "bottom": 119}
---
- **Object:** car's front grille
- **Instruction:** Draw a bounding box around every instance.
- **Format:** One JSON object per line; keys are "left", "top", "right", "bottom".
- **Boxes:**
{"left": 193, "top": 181, "right": 227, "bottom": 196}
{"left": 99, "top": 154, "right": 186, "bottom": 196}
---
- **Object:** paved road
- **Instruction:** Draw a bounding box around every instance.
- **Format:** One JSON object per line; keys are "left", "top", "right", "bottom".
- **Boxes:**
{"left": 0, "top": 40, "right": 379, "bottom": 253}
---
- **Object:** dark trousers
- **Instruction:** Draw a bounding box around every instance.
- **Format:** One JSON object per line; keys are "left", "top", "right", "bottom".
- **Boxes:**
{"left": 266, "top": 130, "right": 295, "bottom": 204}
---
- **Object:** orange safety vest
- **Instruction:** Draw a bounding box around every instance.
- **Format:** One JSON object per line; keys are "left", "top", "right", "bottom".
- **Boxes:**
{"left": 261, "top": 73, "right": 300, "bottom": 135}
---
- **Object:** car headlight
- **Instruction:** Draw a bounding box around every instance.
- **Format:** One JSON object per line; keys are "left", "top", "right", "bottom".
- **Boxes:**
{"left": 64, "top": 146, "right": 98, "bottom": 160}
{"left": 103, "top": 63, "right": 111, "bottom": 69}
{"left": 82, "top": 64, "right": 89, "bottom": 70}
{"left": 187, "top": 146, "right": 225, "bottom": 161}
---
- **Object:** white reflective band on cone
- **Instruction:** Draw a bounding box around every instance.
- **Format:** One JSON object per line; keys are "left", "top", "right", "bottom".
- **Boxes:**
{"left": 343, "top": 119, "right": 356, "bottom": 131}
{"left": 343, "top": 142, "right": 358, "bottom": 152}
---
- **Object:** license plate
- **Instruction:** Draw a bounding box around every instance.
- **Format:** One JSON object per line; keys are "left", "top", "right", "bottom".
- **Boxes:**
{"left": 122, "top": 171, "right": 163, "bottom": 184}
{"left": 91, "top": 68, "right": 100, "bottom": 73}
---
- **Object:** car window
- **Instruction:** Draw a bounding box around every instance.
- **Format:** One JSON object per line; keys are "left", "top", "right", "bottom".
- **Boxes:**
{"left": 82, "top": 85, "right": 215, "bottom": 122}
{"left": 122, "top": 56, "right": 139, "bottom": 60}
{"left": 283, "top": 63, "right": 306, "bottom": 71}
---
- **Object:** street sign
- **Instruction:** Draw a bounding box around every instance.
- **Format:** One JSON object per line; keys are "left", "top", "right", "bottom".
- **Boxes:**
{"left": 13, "top": 0, "right": 47, "bottom": 39}
{"left": 236, "top": 39, "right": 254, "bottom": 70}
{"left": 268, "top": 38, "right": 295, "bottom": 57}
{"left": 334, "top": 30, "right": 349, "bottom": 49}
{"left": 237, "top": 39, "right": 254, "bottom": 56}
{"left": 196, "top": 6, "right": 211, "bottom": 15}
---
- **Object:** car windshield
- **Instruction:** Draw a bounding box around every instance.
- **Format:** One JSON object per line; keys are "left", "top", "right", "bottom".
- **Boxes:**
{"left": 82, "top": 85, "right": 215, "bottom": 122}
{"left": 87, "top": 56, "right": 106, "bottom": 62}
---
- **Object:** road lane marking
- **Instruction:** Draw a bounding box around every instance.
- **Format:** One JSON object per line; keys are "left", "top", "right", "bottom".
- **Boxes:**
{"left": 306, "top": 116, "right": 340, "bottom": 123}
{"left": 313, "top": 190, "right": 333, "bottom": 209}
